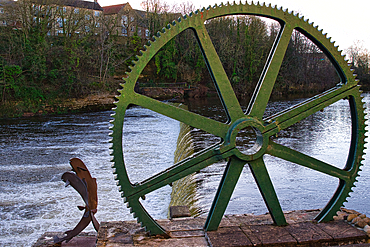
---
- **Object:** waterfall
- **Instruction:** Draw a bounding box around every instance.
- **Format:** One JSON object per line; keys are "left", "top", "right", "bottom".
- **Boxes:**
{"left": 168, "top": 106, "right": 201, "bottom": 217}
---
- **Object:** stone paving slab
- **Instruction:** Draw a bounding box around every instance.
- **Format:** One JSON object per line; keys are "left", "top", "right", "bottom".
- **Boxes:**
{"left": 317, "top": 220, "right": 368, "bottom": 244}
{"left": 34, "top": 210, "right": 370, "bottom": 247}
{"left": 245, "top": 224, "right": 297, "bottom": 246}
{"left": 32, "top": 232, "right": 97, "bottom": 247}
{"left": 284, "top": 222, "right": 332, "bottom": 244}
{"left": 206, "top": 226, "right": 252, "bottom": 247}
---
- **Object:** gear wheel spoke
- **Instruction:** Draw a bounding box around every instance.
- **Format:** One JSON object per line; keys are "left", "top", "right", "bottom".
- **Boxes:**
{"left": 193, "top": 22, "right": 244, "bottom": 121}
{"left": 263, "top": 86, "right": 361, "bottom": 136}
{"left": 267, "top": 141, "right": 351, "bottom": 180}
{"left": 124, "top": 145, "right": 236, "bottom": 199}
{"left": 205, "top": 157, "right": 246, "bottom": 231}
{"left": 247, "top": 24, "right": 294, "bottom": 119}
{"left": 249, "top": 157, "right": 287, "bottom": 225}
{"left": 110, "top": 2, "right": 366, "bottom": 236}
{"left": 132, "top": 94, "right": 228, "bottom": 137}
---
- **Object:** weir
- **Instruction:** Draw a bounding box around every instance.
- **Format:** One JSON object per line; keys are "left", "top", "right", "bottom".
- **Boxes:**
{"left": 169, "top": 118, "right": 202, "bottom": 218}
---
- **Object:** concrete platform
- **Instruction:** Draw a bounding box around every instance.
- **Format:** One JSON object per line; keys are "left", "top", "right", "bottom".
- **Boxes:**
{"left": 33, "top": 209, "right": 370, "bottom": 247}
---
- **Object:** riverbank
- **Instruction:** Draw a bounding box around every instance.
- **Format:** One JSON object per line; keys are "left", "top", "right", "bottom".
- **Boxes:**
{"left": 0, "top": 86, "right": 207, "bottom": 119}
{"left": 0, "top": 85, "right": 323, "bottom": 119}
{"left": 0, "top": 93, "right": 116, "bottom": 119}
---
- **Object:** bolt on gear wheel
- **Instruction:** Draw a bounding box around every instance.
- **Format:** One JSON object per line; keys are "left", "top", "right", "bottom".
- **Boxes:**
{"left": 110, "top": 2, "right": 366, "bottom": 235}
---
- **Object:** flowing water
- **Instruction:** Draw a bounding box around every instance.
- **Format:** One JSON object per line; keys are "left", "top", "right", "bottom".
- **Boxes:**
{"left": 0, "top": 94, "right": 370, "bottom": 246}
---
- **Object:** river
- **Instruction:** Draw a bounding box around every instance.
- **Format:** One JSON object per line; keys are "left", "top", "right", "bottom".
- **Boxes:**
{"left": 0, "top": 93, "right": 369, "bottom": 246}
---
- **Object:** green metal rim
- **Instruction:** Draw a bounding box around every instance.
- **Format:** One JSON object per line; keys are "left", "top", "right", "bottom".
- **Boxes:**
{"left": 109, "top": 2, "right": 366, "bottom": 235}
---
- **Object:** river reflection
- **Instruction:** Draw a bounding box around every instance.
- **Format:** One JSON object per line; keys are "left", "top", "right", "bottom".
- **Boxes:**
{"left": 0, "top": 93, "right": 369, "bottom": 246}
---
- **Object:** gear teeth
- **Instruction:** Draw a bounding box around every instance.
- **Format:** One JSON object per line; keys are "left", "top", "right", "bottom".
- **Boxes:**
{"left": 110, "top": 2, "right": 367, "bottom": 234}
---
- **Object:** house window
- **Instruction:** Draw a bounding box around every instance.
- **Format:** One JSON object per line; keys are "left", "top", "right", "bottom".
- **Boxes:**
{"left": 57, "top": 17, "right": 63, "bottom": 27}
{"left": 85, "top": 14, "right": 90, "bottom": 20}
{"left": 95, "top": 11, "right": 99, "bottom": 17}
{"left": 130, "top": 26, "right": 134, "bottom": 32}
{"left": 74, "top": 9, "right": 79, "bottom": 14}
{"left": 63, "top": 7, "right": 66, "bottom": 13}
{"left": 130, "top": 16, "right": 134, "bottom": 22}
{"left": 0, "top": 8, "right": 4, "bottom": 14}
{"left": 122, "top": 15, "right": 127, "bottom": 25}
{"left": 122, "top": 27, "right": 127, "bottom": 36}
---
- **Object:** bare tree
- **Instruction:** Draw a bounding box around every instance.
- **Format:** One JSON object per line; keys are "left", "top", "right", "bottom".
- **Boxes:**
{"left": 345, "top": 41, "right": 370, "bottom": 85}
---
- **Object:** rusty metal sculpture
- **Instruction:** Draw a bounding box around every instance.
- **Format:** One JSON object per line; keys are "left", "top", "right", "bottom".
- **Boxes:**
{"left": 110, "top": 2, "right": 366, "bottom": 237}
{"left": 54, "top": 158, "right": 99, "bottom": 243}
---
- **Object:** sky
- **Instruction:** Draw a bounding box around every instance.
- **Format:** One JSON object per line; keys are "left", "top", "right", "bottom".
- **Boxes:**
{"left": 98, "top": 0, "right": 370, "bottom": 52}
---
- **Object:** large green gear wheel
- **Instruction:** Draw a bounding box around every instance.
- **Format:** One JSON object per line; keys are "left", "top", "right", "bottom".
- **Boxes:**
{"left": 109, "top": 2, "right": 366, "bottom": 236}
